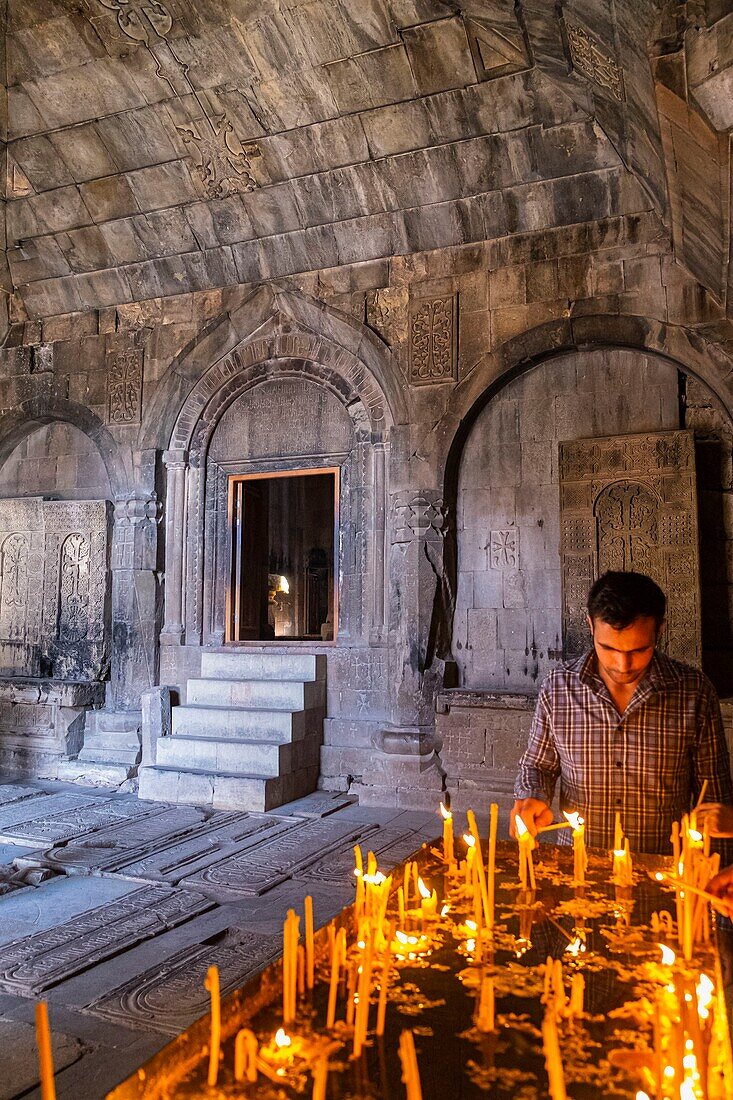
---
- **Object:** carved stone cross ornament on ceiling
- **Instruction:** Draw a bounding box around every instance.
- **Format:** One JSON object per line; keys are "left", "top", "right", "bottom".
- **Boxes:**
{"left": 559, "top": 430, "right": 701, "bottom": 664}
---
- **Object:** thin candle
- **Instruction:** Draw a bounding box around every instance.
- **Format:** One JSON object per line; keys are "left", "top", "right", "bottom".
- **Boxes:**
{"left": 440, "top": 802, "right": 454, "bottom": 866}
{"left": 234, "top": 1029, "right": 258, "bottom": 1083}
{"left": 204, "top": 964, "right": 221, "bottom": 1087}
{"left": 487, "top": 802, "right": 498, "bottom": 933}
{"left": 542, "top": 1008, "right": 568, "bottom": 1100}
{"left": 312, "top": 1056, "right": 329, "bottom": 1100}
{"left": 376, "top": 942, "right": 392, "bottom": 1036}
{"left": 326, "top": 928, "right": 345, "bottom": 1029}
{"left": 35, "top": 1002, "right": 56, "bottom": 1100}
{"left": 467, "top": 809, "right": 491, "bottom": 928}
{"left": 399, "top": 1029, "right": 423, "bottom": 1100}
{"left": 304, "top": 894, "right": 315, "bottom": 990}
{"left": 564, "top": 811, "right": 587, "bottom": 885}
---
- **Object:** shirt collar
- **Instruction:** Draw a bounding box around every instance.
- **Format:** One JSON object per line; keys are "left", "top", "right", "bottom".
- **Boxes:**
{"left": 577, "top": 647, "right": 683, "bottom": 700}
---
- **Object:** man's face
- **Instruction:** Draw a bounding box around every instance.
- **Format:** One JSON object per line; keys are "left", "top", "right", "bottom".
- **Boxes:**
{"left": 587, "top": 614, "right": 660, "bottom": 687}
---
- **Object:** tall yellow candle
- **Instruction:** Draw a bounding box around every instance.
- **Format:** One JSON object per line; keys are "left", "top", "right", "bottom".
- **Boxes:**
{"left": 564, "top": 811, "right": 587, "bottom": 884}
{"left": 326, "top": 928, "right": 345, "bottom": 1029}
{"left": 376, "top": 947, "right": 391, "bottom": 1036}
{"left": 440, "top": 802, "right": 454, "bottom": 866}
{"left": 467, "top": 810, "right": 491, "bottom": 928}
{"left": 35, "top": 1002, "right": 56, "bottom": 1100}
{"left": 542, "top": 1008, "right": 568, "bottom": 1100}
{"left": 204, "top": 965, "right": 221, "bottom": 1087}
{"left": 399, "top": 1029, "right": 423, "bottom": 1100}
{"left": 487, "top": 802, "right": 498, "bottom": 933}
{"left": 476, "top": 974, "right": 495, "bottom": 1032}
{"left": 569, "top": 973, "right": 584, "bottom": 1017}
{"left": 234, "top": 1029, "right": 258, "bottom": 1083}
{"left": 304, "top": 894, "right": 315, "bottom": 990}
{"left": 312, "top": 1056, "right": 329, "bottom": 1100}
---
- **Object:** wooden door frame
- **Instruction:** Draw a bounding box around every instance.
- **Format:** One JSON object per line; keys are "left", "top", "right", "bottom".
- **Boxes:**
{"left": 225, "top": 466, "right": 340, "bottom": 645}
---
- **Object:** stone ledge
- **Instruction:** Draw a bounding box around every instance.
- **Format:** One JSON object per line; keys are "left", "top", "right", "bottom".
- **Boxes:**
{"left": 436, "top": 689, "right": 536, "bottom": 714}
{"left": 0, "top": 678, "right": 106, "bottom": 707}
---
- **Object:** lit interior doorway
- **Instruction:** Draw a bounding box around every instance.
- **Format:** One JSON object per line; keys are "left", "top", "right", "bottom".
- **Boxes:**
{"left": 227, "top": 469, "right": 338, "bottom": 642}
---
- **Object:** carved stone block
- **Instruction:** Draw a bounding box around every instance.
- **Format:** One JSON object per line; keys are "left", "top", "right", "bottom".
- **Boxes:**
{"left": 565, "top": 21, "right": 625, "bottom": 102}
{"left": 0, "top": 796, "right": 164, "bottom": 846}
{"left": 182, "top": 818, "right": 377, "bottom": 897}
{"left": 84, "top": 930, "right": 281, "bottom": 1034}
{"left": 408, "top": 294, "right": 457, "bottom": 385}
{"left": 106, "top": 342, "right": 143, "bottom": 426}
{"left": 0, "top": 884, "right": 213, "bottom": 995}
{"left": 559, "top": 430, "right": 701, "bottom": 664}
{"left": 490, "top": 528, "right": 519, "bottom": 569}
{"left": 294, "top": 826, "right": 425, "bottom": 886}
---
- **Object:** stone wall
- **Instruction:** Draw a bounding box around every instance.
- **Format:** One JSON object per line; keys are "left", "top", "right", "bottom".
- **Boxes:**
{"left": 453, "top": 348, "right": 681, "bottom": 692}
{"left": 0, "top": 422, "right": 111, "bottom": 500}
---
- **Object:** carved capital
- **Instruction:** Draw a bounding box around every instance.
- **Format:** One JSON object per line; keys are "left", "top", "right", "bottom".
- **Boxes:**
{"left": 392, "top": 491, "right": 449, "bottom": 543}
{"left": 162, "top": 449, "right": 188, "bottom": 469}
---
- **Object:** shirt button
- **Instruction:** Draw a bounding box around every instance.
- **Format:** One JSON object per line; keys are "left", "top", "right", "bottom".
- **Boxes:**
{"left": 615, "top": 761, "right": 622, "bottom": 768}
{"left": 616, "top": 798, "right": 622, "bottom": 805}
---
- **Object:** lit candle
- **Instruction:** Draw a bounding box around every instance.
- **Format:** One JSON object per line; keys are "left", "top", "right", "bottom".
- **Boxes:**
{"left": 417, "top": 877, "right": 438, "bottom": 923}
{"left": 563, "top": 811, "right": 587, "bottom": 885}
{"left": 204, "top": 964, "right": 221, "bottom": 1087}
{"left": 234, "top": 1028, "right": 259, "bottom": 1083}
{"left": 354, "top": 846, "right": 365, "bottom": 929}
{"left": 542, "top": 1008, "right": 568, "bottom": 1100}
{"left": 304, "top": 894, "right": 315, "bottom": 990}
{"left": 515, "top": 814, "right": 536, "bottom": 890}
{"left": 614, "top": 811, "right": 623, "bottom": 853}
{"left": 463, "top": 834, "right": 476, "bottom": 888}
{"left": 612, "top": 839, "right": 633, "bottom": 888}
{"left": 35, "top": 1002, "right": 56, "bottom": 1100}
{"left": 399, "top": 1029, "right": 423, "bottom": 1100}
{"left": 282, "top": 909, "right": 300, "bottom": 1024}
{"left": 440, "top": 802, "right": 454, "bottom": 867}
{"left": 487, "top": 802, "right": 498, "bottom": 933}
{"left": 467, "top": 809, "right": 491, "bottom": 928}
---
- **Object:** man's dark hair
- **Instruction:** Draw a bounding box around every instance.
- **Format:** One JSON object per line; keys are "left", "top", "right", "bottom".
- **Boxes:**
{"left": 587, "top": 571, "right": 666, "bottom": 630}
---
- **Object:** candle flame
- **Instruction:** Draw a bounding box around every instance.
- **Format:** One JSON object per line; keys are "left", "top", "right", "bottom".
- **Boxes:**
{"left": 515, "top": 814, "right": 529, "bottom": 839}
{"left": 697, "top": 973, "right": 714, "bottom": 1019}
{"left": 275, "top": 1029, "right": 291, "bottom": 1049}
{"left": 463, "top": 833, "right": 476, "bottom": 848}
{"left": 658, "top": 943, "right": 676, "bottom": 966}
{"left": 563, "top": 810, "right": 584, "bottom": 830}
{"left": 613, "top": 849, "right": 626, "bottom": 859}
{"left": 654, "top": 872, "right": 664, "bottom": 881}
{"left": 636, "top": 1093, "right": 652, "bottom": 1100}
{"left": 440, "top": 904, "right": 450, "bottom": 917}
{"left": 417, "top": 877, "right": 431, "bottom": 901}
{"left": 565, "top": 935, "right": 586, "bottom": 957}
{"left": 363, "top": 871, "right": 387, "bottom": 885}
{"left": 688, "top": 828, "right": 703, "bottom": 843}
{"left": 439, "top": 802, "right": 452, "bottom": 821}
{"left": 464, "top": 919, "right": 477, "bottom": 932}
{"left": 663, "top": 1066, "right": 675, "bottom": 1079}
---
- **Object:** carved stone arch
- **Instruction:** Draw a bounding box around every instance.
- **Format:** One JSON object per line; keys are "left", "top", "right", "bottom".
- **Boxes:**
{"left": 0, "top": 396, "right": 130, "bottom": 500}
{"left": 140, "top": 284, "right": 405, "bottom": 453}
{"left": 160, "top": 291, "right": 397, "bottom": 650}
{"left": 430, "top": 315, "right": 733, "bottom": 668}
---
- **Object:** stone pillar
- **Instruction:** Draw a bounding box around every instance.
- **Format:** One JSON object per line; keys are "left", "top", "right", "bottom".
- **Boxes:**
{"left": 111, "top": 490, "right": 159, "bottom": 710}
{"left": 161, "top": 449, "right": 188, "bottom": 646}
{"left": 384, "top": 489, "right": 449, "bottom": 753}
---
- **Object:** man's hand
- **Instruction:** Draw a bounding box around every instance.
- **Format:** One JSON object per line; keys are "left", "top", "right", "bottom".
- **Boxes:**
{"left": 510, "top": 798, "right": 553, "bottom": 838}
{"left": 706, "top": 864, "right": 733, "bottom": 918}
{"left": 695, "top": 802, "right": 733, "bottom": 837}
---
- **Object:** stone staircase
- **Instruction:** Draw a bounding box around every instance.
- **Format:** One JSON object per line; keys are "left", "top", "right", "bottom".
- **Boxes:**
{"left": 138, "top": 652, "right": 326, "bottom": 812}
{"left": 57, "top": 709, "right": 142, "bottom": 787}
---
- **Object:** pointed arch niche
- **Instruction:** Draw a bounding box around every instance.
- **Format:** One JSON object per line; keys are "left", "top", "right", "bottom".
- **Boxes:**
{"left": 160, "top": 291, "right": 400, "bottom": 655}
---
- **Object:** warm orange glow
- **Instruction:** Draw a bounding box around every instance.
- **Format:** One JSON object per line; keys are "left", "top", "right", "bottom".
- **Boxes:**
{"left": 565, "top": 935, "right": 586, "bottom": 957}
{"left": 688, "top": 828, "right": 703, "bottom": 843}
{"left": 463, "top": 833, "right": 476, "bottom": 847}
{"left": 613, "top": 848, "right": 626, "bottom": 858}
{"left": 275, "top": 1029, "right": 291, "bottom": 1049}
{"left": 417, "top": 877, "right": 431, "bottom": 900}
{"left": 515, "top": 815, "right": 529, "bottom": 839}
{"left": 697, "top": 973, "right": 714, "bottom": 1019}
{"left": 654, "top": 872, "right": 664, "bottom": 881}
{"left": 563, "top": 811, "right": 584, "bottom": 830}
{"left": 440, "top": 802, "right": 451, "bottom": 820}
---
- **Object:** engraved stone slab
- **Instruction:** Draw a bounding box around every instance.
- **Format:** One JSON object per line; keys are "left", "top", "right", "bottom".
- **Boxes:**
{"left": 0, "top": 792, "right": 104, "bottom": 835}
{"left": 84, "top": 929, "right": 281, "bottom": 1034}
{"left": 0, "top": 884, "right": 214, "bottom": 996}
{"left": 559, "top": 430, "right": 702, "bottom": 664}
{"left": 0, "top": 784, "right": 45, "bottom": 807}
{"left": 294, "top": 827, "right": 426, "bottom": 887}
{"left": 183, "top": 819, "right": 378, "bottom": 897}
{"left": 114, "top": 812, "right": 297, "bottom": 884}
{"left": 279, "top": 791, "right": 357, "bottom": 818}
{"left": 0, "top": 797, "right": 163, "bottom": 846}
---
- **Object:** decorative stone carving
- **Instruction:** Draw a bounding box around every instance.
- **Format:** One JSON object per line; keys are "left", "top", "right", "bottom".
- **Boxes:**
{"left": 490, "top": 529, "right": 519, "bottom": 569}
{"left": 183, "top": 819, "right": 376, "bottom": 897}
{"left": 106, "top": 344, "right": 143, "bottom": 426}
{"left": 409, "top": 295, "right": 457, "bottom": 385}
{"left": 393, "top": 492, "right": 448, "bottom": 544}
{"left": 0, "top": 797, "right": 162, "bottom": 846}
{"left": 98, "top": 0, "right": 173, "bottom": 43}
{"left": 0, "top": 500, "right": 44, "bottom": 677}
{"left": 465, "top": 18, "right": 531, "bottom": 80}
{"left": 178, "top": 116, "right": 261, "bottom": 199}
{"left": 0, "top": 884, "right": 213, "bottom": 995}
{"left": 565, "top": 22, "right": 625, "bottom": 102}
{"left": 84, "top": 930, "right": 281, "bottom": 1034}
{"left": 559, "top": 430, "right": 701, "bottom": 663}
{"left": 294, "top": 826, "right": 424, "bottom": 886}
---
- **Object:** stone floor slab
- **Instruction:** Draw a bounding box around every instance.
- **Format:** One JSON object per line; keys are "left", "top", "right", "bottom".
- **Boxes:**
{"left": 0, "top": 875, "right": 140, "bottom": 946}
{"left": 83, "top": 928, "right": 282, "bottom": 1035}
{"left": 0, "top": 784, "right": 46, "bottom": 808}
{"left": 278, "top": 791, "right": 357, "bottom": 817}
{"left": 0, "top": 792, "right": 107, "bottom": 839}
{"left": 294, "top": 825, "right": 428, "bottom": 886}
{"left": 182, "top": 817, "right": 378, "bottom": 897}
{"left": 0, "top": 884, "right": 214, "bottom": 995}
{"left": 0, "top": 797, "right": 165, "bottom": 847}
{"left": 0, "top": 1019, "right": 84, "bottom": 1100}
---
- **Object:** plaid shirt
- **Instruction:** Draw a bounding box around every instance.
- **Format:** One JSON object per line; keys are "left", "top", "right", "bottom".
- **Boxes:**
{"left": 514, "top": 649, "right": 733, "bottom": 853}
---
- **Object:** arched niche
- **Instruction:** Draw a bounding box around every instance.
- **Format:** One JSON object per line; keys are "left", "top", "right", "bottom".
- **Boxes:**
{"left": 452, "top": 347, "right": 684, "bottom": 691}
{"left": 162, "top": 327, "right": 394, "bottom": 652}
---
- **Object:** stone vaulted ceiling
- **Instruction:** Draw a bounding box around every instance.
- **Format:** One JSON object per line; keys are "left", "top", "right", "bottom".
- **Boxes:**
{"left": 0, "top": 0, "right": 731, "bottom": 322}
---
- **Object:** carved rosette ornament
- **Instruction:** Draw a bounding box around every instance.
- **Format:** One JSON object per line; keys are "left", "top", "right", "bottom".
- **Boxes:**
{"left": 409, "top": 295, "right": 457, "bottom": 385}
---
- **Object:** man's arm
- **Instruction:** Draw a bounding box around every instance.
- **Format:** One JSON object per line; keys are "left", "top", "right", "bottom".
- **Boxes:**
{"left": 510, "top": 683, "right": 560, "bottom": 836}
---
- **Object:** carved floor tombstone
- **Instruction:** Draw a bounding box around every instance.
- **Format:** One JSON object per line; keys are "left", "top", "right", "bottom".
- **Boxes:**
{"left": 559, "top": 430, "right": 702, "bottom": 663}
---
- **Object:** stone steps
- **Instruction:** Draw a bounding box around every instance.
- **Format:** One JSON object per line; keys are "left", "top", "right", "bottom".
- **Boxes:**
{"left": 171, "top": 704, "right": 315, "bottom": 742}
{"left": 139, "top": 650, "right": 325, "bottom": 812}
{"left": 187, "top": 677, "right": 320, "bottom": 710}
{"left": 137, "top": 765, "right": 319, "bottom": 814}
{"left": 200, "top": 651, "right": 325, "bottom": 682}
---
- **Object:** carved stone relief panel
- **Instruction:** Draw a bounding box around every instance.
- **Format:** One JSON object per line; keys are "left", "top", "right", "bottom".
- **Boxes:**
{"left": 565, "top": 21, "right": 625, "bottom": 102}
{"left": 106, "top": 342, "right": 143, "bottom": 426}
{"left": 0, "top": 499, "right": 111, "bottom": 682}
{"left": 559, "top": 431, "right": 701, "bottom": 664}
{"left": 408, "top": 294, "right": 457, "bottom": 385}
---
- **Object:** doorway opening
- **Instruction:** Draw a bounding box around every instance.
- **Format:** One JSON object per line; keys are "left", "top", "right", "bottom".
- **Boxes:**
{"left": 227, "top": 468, "right": 339, "bottom": 642}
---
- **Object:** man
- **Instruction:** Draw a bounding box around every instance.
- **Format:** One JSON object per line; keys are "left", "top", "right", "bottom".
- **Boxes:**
{"left": 510, "top": 571, "right": 733, "bottom": 853}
